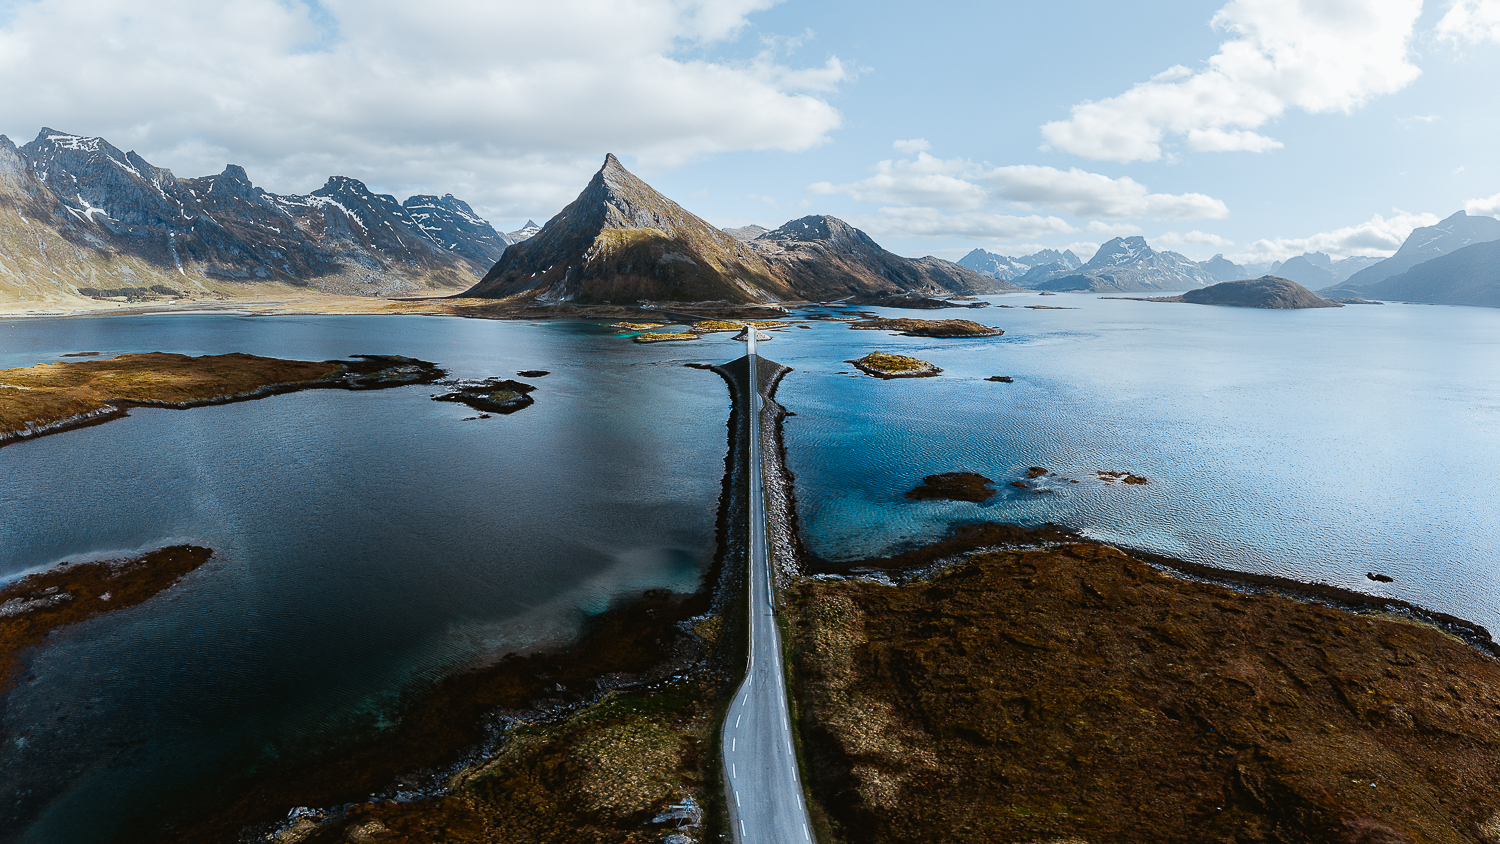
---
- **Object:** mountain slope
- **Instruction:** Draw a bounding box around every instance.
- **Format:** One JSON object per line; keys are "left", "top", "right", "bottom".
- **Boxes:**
{"left": 748, "top": 216, "right": 1012, "bottom": 300}
{"left": 1353, "top": 239, "right": 1500, "bottom": 307}
{"left": 465, "top": 154, "right": 793, "bottom": 304}
{"left": 1335, "top": 211, "right": 1500, "bottom": 292}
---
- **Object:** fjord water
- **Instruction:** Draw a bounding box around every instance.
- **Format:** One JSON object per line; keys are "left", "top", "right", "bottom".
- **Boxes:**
{"left": 0, "top": 315, "right": 730, "bottom": 843}
{"left": 2, "top": 297, "right": 1499, "bottom": 841}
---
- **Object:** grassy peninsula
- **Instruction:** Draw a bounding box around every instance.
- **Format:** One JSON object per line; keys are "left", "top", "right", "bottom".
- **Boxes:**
{"left": 0, "top": 352, "right": 442, "bottom": 446}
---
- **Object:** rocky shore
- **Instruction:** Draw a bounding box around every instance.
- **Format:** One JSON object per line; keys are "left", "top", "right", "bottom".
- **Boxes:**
{"left": 0, "top": 546, "right": 214, "bottom": 696}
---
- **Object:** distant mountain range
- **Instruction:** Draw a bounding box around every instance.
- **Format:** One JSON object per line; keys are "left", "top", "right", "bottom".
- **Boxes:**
{"left": 4, "top": 126, "right": 1499, "bottom": 309}
{"left": 464, "top": 154, "right": 1011, "bottom": 305}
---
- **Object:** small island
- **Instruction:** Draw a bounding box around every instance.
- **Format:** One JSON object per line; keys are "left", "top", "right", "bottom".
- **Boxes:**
{"left": 631, "top": 332, "right": 699, "bottom": 344}
{"left": 904, "top": 472, "right": 998, "bottom": 502}
{"left": 849, "top": 317, "right": 1003, "bottom": 338}
{"left": 1, "top": 546, "right": 214, "bottom": 695}
{"left": 433, "top": 378, "right": 538, "bottom": 414}
{"left": 0, "top": 353, "right": 444, "bottom": 447}
{"left": 1111, "top": 276, "right": 1342, "bottom": 309}
{"left": 692, "top": 319, "right": 789, "bottom": 332}
{"left": 846, "top": 351, "right": 942, "bottom": 378}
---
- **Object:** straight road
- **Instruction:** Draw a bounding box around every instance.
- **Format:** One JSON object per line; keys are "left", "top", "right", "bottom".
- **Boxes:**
{"left": 721, "top": 327, "right": 815, "bottom": 843}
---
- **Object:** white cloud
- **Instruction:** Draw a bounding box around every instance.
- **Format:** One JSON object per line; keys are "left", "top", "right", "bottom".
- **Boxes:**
{"left": 1067, "top": 241, "right": 1102, "bottom": 262}
{"left": 809, "top": 153, "right": 990, "bottom": 210}
{"left": 0, "top": 0, "right": 845, "bottom": 220}
{"left": 1437, "top": 0, "right": 1500, "bottom": 44}
{"left": 1467, "top": 191, "right": 1500, "bottom": 217}
{"left": 1041, "top": 0, "right": 1423, "bottom": 162}
{"left": 1086, "top": 221, "right": 1143, "bottom": 236}
{"left": 1228, "top": 210, "right": 1439, "bottom": 263}
{"left": 850, "top": 207, "right": 1075, "bottom": 241}
{"left": 1156, "top": 230, "right": 1235, "bottom": 248}
{"left": 893, "top": 138, "right": 931, "bottom": 154}
{"left": 984, "top": 165, "right": 1228, "bottom": 219}
{"left": 811, "top": 154, "right": 1228, "bottom": 220}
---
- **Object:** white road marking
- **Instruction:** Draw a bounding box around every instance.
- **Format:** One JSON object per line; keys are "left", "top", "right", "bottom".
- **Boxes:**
{"left": 732, "top": 737, "right": 736, "bottom": 751}
{"left": 736, "top": 714, "right": 741, "bottom": 728}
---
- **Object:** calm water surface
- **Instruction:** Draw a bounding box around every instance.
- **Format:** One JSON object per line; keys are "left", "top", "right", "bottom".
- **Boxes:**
{"left": 1, "top": 297, "right": 1498, "bottom": 841}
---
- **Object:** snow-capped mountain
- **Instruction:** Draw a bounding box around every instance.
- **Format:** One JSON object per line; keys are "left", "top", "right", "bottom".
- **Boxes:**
{"left": 958, "top": 247, "right": 1080, "bottom": 280}
{"left": 1031, "top": 236, "right": 1215, "bottom": 293}
{"left": 1, "top": 128, "right": 507, "bottom": 301}
{"left": 506, "top": 219, "right": 542, "bottom": 241}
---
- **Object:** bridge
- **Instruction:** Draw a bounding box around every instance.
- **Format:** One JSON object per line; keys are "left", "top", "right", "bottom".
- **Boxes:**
{"left": 717, "top": 327, "right": 816, "bottom": 844}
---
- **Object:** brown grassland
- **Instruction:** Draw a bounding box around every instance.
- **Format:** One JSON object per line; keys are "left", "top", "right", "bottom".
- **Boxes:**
{"left": 787, "top": 541, "right": 1500, "bottom": 844}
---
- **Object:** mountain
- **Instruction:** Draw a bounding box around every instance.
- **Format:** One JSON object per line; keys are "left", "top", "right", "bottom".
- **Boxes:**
{"left": 0, "top": 128, "right": 505, "bottom": 304}
{"left": 1202, "top": 254, "right": 1249, "bottom": 282}
{"left": 1333, "top": 211, "right": 1500, "bottom": 292}
{"left": 464, "top": 155, "right": 1013, "bottom": 304}
{"left": 507, "top": 220, "right": 542, "bottom": 241}
{"left": 1351, "top": 239, "right": 1500, "bottom": 307}
{"left": 958, "top": 247, "right": 1080, "bottom": 281}
{"left": 1033, "top": 236, "right": 1214, "bottom": 293}
{"left": 465, "top": 154, "right": 794, "bottom": 303}
{"left": 1271, "top": 255, "right": 1338, "bottom": 289}
{"left": 402, "top": 194, "right": 514, "bottom": 267}
{"left": 1178, "top": 276, "right": 1341, "bottom": 309}
{"left": 747, "top": 216, "right": 1012, "bottom": 300}
{"left": 1329, "top": 255, "right": 1383, "bottom": 281}
{"left": 723, "top": 224, "right": 768, "bottom": 242}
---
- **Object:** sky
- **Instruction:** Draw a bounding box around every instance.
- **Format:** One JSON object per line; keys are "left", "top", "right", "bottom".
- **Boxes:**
{"left": 1, "top": 0, "right": 1498, "bottom": 265}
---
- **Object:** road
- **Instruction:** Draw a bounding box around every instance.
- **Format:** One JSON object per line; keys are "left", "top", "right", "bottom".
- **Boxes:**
{"left": 721, "top": 327, "right": 816, "bottom": 844}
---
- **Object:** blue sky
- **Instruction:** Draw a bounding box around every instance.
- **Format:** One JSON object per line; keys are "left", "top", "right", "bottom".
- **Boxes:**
{"left": 1, "top": 0, "right": 1497, "bottom": 264}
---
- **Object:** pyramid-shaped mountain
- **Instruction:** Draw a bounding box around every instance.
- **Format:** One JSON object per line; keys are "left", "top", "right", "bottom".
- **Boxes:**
{"left": 464, "top": 155, "right": 1012, "bottom": 304}
{"left": 465, "top": 154, "right": 793, "bottom": 304}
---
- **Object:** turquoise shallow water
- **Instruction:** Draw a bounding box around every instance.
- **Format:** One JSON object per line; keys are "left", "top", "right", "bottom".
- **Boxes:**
{"left": 1, "top": 298, "right": 1498, "bottom": 841}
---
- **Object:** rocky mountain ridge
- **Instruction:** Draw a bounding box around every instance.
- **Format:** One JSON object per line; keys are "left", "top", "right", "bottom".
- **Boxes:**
{"left": 465, "top": 155, "right": 1012, "bottom": 305}
{"left": 1, "top": 128, "right": 511, "bottom": 304}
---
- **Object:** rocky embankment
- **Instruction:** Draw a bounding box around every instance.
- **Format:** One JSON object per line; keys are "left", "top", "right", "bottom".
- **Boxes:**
{"left": 786, "top": 531, "right": 1500, "bottom": 844}
{"left": 0, "top": 353, "right": 443, "bottom": 447}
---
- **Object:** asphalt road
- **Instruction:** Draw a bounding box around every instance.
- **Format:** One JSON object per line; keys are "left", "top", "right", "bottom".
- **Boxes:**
{"left": 721, "top": 329, "right": 816, "bottom": 843}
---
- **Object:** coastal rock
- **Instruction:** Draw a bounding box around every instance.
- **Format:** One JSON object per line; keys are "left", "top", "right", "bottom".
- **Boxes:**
{"left": 848, "top": 317, "right": 1003, "bottom": 338}
{"left": 433, "top": 378, "right": 537, "bottom": 413}
{"left": 904, "top": 472, "right": 998, "bottom": 502}
{"left": 1097, "top": 470, "right": 1150, "bottom": 485}
{"left": 985, "top": 375, "right": 1014, "bottom": 383}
